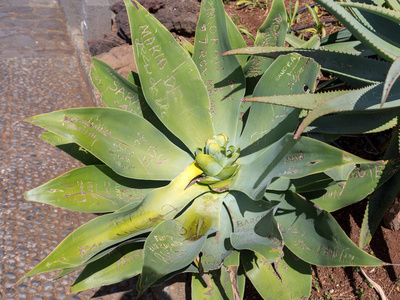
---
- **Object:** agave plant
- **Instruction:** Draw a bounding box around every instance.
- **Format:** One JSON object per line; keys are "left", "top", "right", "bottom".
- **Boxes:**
{"left": 21, "top": 0, "right": 394, "bottom": 298}
{"left": 225, "top": 0, "right": 400, "bottom": 249}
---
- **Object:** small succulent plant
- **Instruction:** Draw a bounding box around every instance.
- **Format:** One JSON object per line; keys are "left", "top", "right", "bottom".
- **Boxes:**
{"left": 21, "top": 0, "right": 393, "bottom": 298}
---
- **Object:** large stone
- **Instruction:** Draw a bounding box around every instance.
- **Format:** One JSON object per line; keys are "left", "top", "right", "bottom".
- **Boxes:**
{"left": 112, "top": 0, "right": 200, "bottom": 43}
{"left": 95, "top": 44, "right": 137, "bottom": 78}
{"left": 88, "top": 32, "right": 126, "bottom": 56}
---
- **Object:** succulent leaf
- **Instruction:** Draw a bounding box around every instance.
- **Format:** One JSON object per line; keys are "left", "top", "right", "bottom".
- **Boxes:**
{"left": 26, "top": 108, "right": 193, "bottom": 180}
{"left": 242, "top": 249, "right": 312, "bottom": 299}
{"left": 138, "top": 192, "right": 223, "bottom": 292}
{"left": 225, "top": 192, "right": 283, "bottom": 262}
{"left": 193, "top": 0, "right": 245, "bottom": 143}
{"left": 25, "top": 165, "right": 165, "bottom": 213}
{"left": 21, "top": 163, "right": 209, "bottom": 279}
{"left": 313, "top": 0, "right": 400, "bottom": 61}
{"left": 275, "top": 191, "right": 383, "bottom": 266}
{"left": 225, "top": 46, "right": 391, "bottom": 85}
{"left": 124, "top": 0, "right": 215, "bottom": 152}
{"left": 91, "top": 58, "right": 148, "bottom": 117}
{"left": 70, "top": 241, "right": 144, "bottom": 293}
{"left": 238, "top": 53, "right": 320, "bottom": 160}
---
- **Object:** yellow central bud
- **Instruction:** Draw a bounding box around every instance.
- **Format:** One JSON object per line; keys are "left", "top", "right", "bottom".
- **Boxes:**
{"left": 194, "top": 134, "right": 240, "bottom": 192}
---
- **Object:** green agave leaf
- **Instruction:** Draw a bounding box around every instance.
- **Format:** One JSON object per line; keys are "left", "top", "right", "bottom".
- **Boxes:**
{"left": 40, "top": 131, "right": 103, "bottom": 165}
{"left": 200, "top": 203, "right": 234, "bottom": 272}
{"left": 25, "top": 165, "right": 165, "bottom": 213}
{"left": 225, "top": 192, "right": 283, "bottom": 262}
{"left": 303, "top": 162, "right": 387, "bottom": 212}
{"left": 177, "top": 36, "right": 195, "bottom": 56}
{"left": 295, "top": 82, "right": 400, "bottom": 138}
{"left": 386, "top": 0, "right": 400, "bottom": 11}
{"left": 324, "top": 163, "right": 355, "bottom": 182}
{"left": 26, "top": 108, "right": 193, "bottom": 180}
{"left": 234, "top": 134, "right": 372, "bottom": 199}
{"left": 225, "top": 47, "right": 391, "bottom": 85}
{"left": 304, "top": 109, "right": 399, "bottom": 135}
{"left": 70, "top": 241, "right": 144, "bottom": 293}
{"left": 242, "top": 0, "right": 287, "bottom": 93}
{"left": 193, "top": 0, "right": 245, "bottom": 143}
{"left": 138, "top": 192, "right": 224, "bottom": 293}
{"left": 191, "top": 265, "right": 246, "bottom": 300}
{"left": 243, "top": 90, "right": 349, "bottom": 110}
{"left": 127, "top": 70, "right": 141, "bottom": 86}
{"left": 238, "top": 53, "right": 320, "bottom": 160}
{"left": 338, "top": 2, "right": 400, "bottom": 24}
{"left": 225, "top": 12, "right": 248, "bottom": 67}
{"left": 242, "top": 248, "right": 311, "bottom": 300}
{"left": 21, "top": 163, "right": 209, "bottom": 279}
{"left": 313, "top": 0, "right": 400, "bottom": 61}
{"left": 382, "top": 57, "right": 400, "bottom": 107}
{"left": 320, "top": 29, "right": 376, "bottom": 56}
{"left": 124, "top": 0, "right": 214, "bottom": 152}
{"left": 91, "top": 57, "right": 148, "bottom": 117}
{"left": 55, "top": 236, "right": 146, "bottom": 279}
{"left": 340, "top": 1, "right": 400, "bottom": 46}
{"left": 275, "top": 191, "right": 383, "bottom": 266}
{"left": 359, "top": 161, "right": 400, "bottom": 247}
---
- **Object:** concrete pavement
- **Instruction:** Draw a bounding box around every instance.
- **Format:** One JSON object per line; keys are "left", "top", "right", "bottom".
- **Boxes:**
{"left": 0, "top": 0, "right": 137, "bottom": 299}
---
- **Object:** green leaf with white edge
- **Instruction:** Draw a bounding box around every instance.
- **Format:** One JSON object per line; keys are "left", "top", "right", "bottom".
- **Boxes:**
{"left": 242, "top": 248, "right": 311, "bottom": 300}
{"left": 193, "top": 0, "right": 245, "bottom": 144}
{"left": 138, "top": 192, "right": 223, "bottom": 293}
{"left": 20, "top": 163, "right": 209, "bottom": 280}
{"left": 91, "top": 57, "right": 148, "bottom": 117}
{"left": 313, "top": 0, "right": 400, "bottom": 61}
{"left": 233, "top": 134, "right": 373, "bottom": 200}
{"left": 225, "top": 192, "right": 283, "bottom": 262}
{"left": 26, "top": 108, "right": 193, "bottom": 180}
{"left": 238, "top": 53, "right": 320, "bottom": 160}
{"left": 191, "top": 265, "right": 246, "bottom": 300}
{"left": 275, "top": 191, "right": 383, "bottom": 266}
{"left": 200, "top": 203, "right": 234, "bottom": 272}
{"left": 125, "top": 0, "right": 214, "bottom": 152}
{"left": 225, "top": 12, "right": 248, "bottom": 67}
{"left": 25, "top": 165, "right": 165, "bottom": 213}
{"left": 295, "top": 82, "right": 400, "bottom": 138}
{"left": 225, "top": 47, "right": 391, "bottom": 85}
{"left": 382, "top": 57, "right": 400, "bottom": 107}
{"left": 242, "top": 0, "right": 287, "bottom": 93}
{"left": 70, "top": 241, "right": 144, "bottom": 293}
{"left": 243, "top": 89, "right": 350, "bottom": 110}
{"left": 303, "top": 162, "right": 387, "bottom": 212}
{"left": 304, "top": 109, "right": 399, "bottom": 135}
{"left": 40, "top": 131, "right": 103, "bottom": 165}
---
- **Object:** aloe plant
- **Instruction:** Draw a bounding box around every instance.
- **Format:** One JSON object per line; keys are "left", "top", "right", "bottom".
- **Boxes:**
{"left": 21, "top": 0, "right": 393, "bottom": 298}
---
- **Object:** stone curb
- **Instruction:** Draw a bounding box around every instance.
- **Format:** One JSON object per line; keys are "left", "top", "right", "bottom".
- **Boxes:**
{"left": 57, "top": 0, "right": 102, "bottom": 107}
